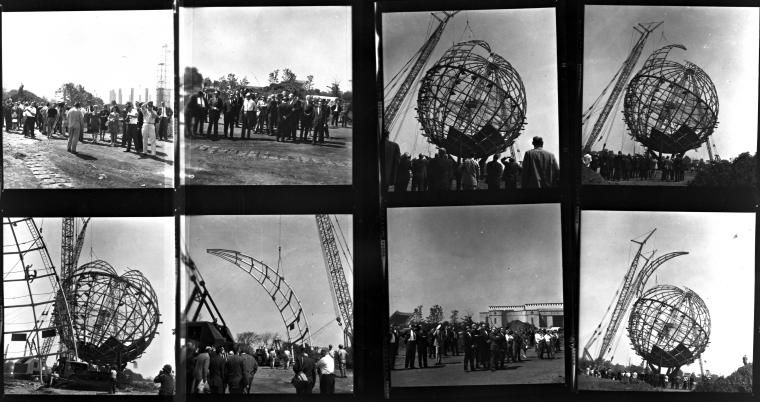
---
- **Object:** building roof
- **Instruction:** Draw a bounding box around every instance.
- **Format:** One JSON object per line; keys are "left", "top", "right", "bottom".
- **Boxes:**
{"left": 389, "top": 311, "right": 413, "bottom": 327}
{"left": 488, "top": 303, "right": 564, "bottom": 312}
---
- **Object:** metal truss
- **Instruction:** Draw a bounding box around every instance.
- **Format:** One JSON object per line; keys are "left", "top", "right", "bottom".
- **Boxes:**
{"left": 207, "top": 249, "right": 312, "bottom": 347}
{"left": 315, "top": 215, "right": 353, "bottom": 344}
{"left": 417, "top": 40, "right": 526, "bottom": 158}
{"left": 624, "top": 44, "right": 719, "bottom": 155}
{"left": 628, "top": 285, "right": 711, "bottom": 371}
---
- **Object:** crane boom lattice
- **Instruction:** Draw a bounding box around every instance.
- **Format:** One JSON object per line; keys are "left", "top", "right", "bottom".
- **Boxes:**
{"left": 384, "top": 11, "right": 459, "bottom": 131}
{"left": 583, "top": 22, "right": 662, "bottom": 153}
{"left": 315, "top": 215, "right": 353, "bottom": 345}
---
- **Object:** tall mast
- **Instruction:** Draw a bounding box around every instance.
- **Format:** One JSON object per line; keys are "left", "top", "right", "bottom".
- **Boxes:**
{"left": 583, "top": 22, "right": 662, "bottom": 153}
{"left": 384, "top": 11, "right": 459, "bottom": 131}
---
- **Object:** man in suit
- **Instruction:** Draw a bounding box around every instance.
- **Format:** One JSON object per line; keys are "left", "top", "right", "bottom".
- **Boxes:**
{"left": 267, "top": 95, "right": 279, "bottom": 136}
{"left": 222, "top": 92, "right": 237, "bottom": 139}
{"left": 293, "top": 346, "right": 317, "bottom": 394}
{"left": 300, "top": 96, "right": 314, "bottom": 142}
{"left": 416, "top": 325, "right": 429, "bottom": 368}
{"left": 521, "top": 136, "right": 559, "bottom": 188}
{"left": 192, "top": 346, "right": 210, "bottom": 393}
{"left": 289, "top": 95, "right": 302, "bottom": 141}
{"left": 186, "top": 90, "right": 206, "bottom": 137}
{"left": 66, "top": 102, "right": 84, "bottom": 153}
{"left": 463, "top": 326, "right": 475, "bottom": 372}
{"left": 207, "top": 347, "right": 225, "bottom": 394}
{"left": 239, "top": 345, "right": 258, "bottom": 393}
{"left": 224, "top": 348, "right": 245, "bottom": 394}
{"left": 404, "top": 324, "right": 417, "bottom": 369}
{"left": 312, "top": 99, "right": 329, "bottom": 145}
{"left": 276, "top": 93, "right": 292, "bottom": 142}
{"left": 157, "top": 101, "right": 173, "bottom": 141}
{"left": 389, "top": 326, "right": 400, "bottom": 370}
{"left": 206, "top": 92, "right": 222, "bottom": 138}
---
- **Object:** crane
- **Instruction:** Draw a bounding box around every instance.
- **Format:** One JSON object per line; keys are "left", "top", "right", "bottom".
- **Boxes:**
{"left": 315, "top": 215, "right": 353, "bottom": 347}
{"left": 384, "top": 11, "right": 459, "bottom": 132}
{"left": 583, "top": 228, "right": 688, "bottom": 362}
{"left": 583, "top": 22, "right": 662, "bottom": 154}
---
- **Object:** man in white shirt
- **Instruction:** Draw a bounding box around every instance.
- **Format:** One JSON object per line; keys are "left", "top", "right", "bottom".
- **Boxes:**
{"left": 316, "top": 348, "right": 335, "bottom": 394}
{"left": 23, "top": 102, "right": 37, "bottom": 138}
{"left": 124, "top": 103, "right": 139, "bottom": 153}
{"left": 242, "top": 92, "right": 256, "bottom": 139}
{"left": 66, "top": 103, "right": 84, "bottom": 153}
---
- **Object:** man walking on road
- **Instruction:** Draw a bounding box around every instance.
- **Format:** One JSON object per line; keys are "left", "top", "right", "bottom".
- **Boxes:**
{"left": 66, "top": 103, "right": 84, "bottom": 153}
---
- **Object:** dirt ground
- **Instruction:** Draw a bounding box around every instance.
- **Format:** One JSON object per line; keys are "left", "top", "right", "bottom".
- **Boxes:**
{"left": 182, "top": 122, "right": 352, "bottom": 185}
{"left": 2, "top": 127, "right": 173, "bottom": 189}
{"left": 582, "top": 168, "right": 695, "bottom": 186}
{"left": 247, "top": 365, "right": 354, "bottom": 394}
{"left": 3, "top": 377, "right": 159, "bottom": 395}
{"left": 390, "top": 347, "right": 564, "bottom": 387}
{"left": 578, "top": 374, "right": 691, "bottom": 392}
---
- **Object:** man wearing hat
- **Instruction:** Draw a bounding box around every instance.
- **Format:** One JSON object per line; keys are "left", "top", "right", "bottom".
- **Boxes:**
{"left": 276, "top": 93, "right": 292, "bottom": 142}
{"left": 223, "top": 91, "right": 237, "bottom": 139}
{"left": 521, "top": 136, "right": 559, "bottom": 188}
{"left": 154, "top": 364, "right": 175, "bottom": 395}
{"left": 403, "top": 323, "right": 417, "bottom": 369}
{"left": 463, "top": 325, "right": 475, "bottom": 372}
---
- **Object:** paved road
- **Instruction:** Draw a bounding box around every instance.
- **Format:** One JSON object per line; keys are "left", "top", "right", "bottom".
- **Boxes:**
{"left": 390, "top": 346, "right": 564, "bottom": 387}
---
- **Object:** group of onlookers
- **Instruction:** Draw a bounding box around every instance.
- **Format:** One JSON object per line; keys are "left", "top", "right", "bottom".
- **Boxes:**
{"left": 185, "top": 88, "right": 350, "bottom": 145}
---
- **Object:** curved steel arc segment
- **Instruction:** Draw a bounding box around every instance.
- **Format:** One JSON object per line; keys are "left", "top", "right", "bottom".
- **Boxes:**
{"left": 207, "top": 249, "right": 312, "bottom": 346}
{"left": 632, "top": 251, "right": 689, "bottom": 297}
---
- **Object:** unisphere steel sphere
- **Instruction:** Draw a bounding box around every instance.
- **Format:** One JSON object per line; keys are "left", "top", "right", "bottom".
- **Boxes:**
{"left": 58, "top": 260, "right": 160, "bottom": 369}
{"left": 416, "top": 40, "right": 526, "bottom": 159}
{"left": 627, "top": 285, "right": 710, "bottom": 369}
{"left": 623, "top": 44, "right": 719, "bottom": 155}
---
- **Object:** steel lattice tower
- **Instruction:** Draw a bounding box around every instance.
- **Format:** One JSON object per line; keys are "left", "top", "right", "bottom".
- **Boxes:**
{"left": 315, "top": 215, "right": 353, "bottom": 345}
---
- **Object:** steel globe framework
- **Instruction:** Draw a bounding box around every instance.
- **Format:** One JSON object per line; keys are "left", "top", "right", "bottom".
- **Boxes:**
{"left": 623, "top": 44, "right": 719, "bottom": 155}
{"left": 59, "top": 260, "right": 160, "bottom": 369}
{"left": 416, "top": 40, "right": 527, "bottom": 158}
{"left": 627, "top": 285, "right": 710, "bottom": 373}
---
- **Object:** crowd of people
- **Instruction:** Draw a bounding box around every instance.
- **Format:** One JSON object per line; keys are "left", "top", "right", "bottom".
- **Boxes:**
{"left": 385, "top": 136, "right": 559, "bottom": 191}
{"left": 582, "top": 150, "right": 702, "bottom": 182}
{"left": 187, "top": 341, "right": 348, "bottom": 395}
{"left": 389, "top": 321, "right": 561, "bottom": 373}
{"left": 3, "top": 98, "right": 173, "bottom": 157}
{"left": 184, "top": 88, "right": 350, "bottom": 145}
{"left": 582, "top": 365, "right": 699, "bottom": 390}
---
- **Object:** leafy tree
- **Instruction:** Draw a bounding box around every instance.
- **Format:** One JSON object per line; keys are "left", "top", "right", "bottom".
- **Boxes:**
{"left": 281, "top": 68, "right": 297, "bottom": 83}
{"left": 268, "top": 69, "right": 280, "bottom": 84}
{"left": 449, "top": 310, "right": 459, "bottom": 325}
{"left": 328, "top": 80, "right": 341, "bottom": 97}
{"left": 426, "top": 305, "right": 444, "bottom": 324}
{"left": 4, "top": 87, "right": 46, "bottom": 104}
{"left": 341, "top": 90, "right": 353, "bottom": 103}
{"left": 411, "top": 305, "right": 424, "bottom": 324}
{"left": 183, "top": 66, "right": 204, "bottom": 94}
{"left": 690, "top": 152, "right": 757, "bottom": 187}
{"left": 304, "top": 75, "right": 315, "bottom": 92}
{"left": 56, "top": 83, "right": 103, "bottom": 107}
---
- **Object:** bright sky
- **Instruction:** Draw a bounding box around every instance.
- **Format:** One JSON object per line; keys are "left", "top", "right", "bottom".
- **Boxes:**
{"left": 3, "top": 217, "right": 175, "bottom": 379}
{"left": 183, "top": 215, "right": 353, "bottom": 349}
{"left": 180, "top": 6, "right": 352, "bottom": 93}
{"left": 382, "top": 8, "right": 559, "bottom": 161}
{"left": 579, "top": 211, "right": 755, "bottom": 377}
{"left": 387, "top": 204, "right": 563, "bottom": 318}
{"left": 2, "top": 10, "right": 174, "bottom": 103}
{"left": 583, "top": 6, "right": 759, "bottom": 160}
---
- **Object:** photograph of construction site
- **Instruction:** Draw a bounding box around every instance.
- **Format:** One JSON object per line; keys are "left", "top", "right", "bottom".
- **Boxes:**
{"left": 381, "top": 8, "right": 560, "bottom": 192}
{"left": 3, "top": 217, "right": 176, "bottom": 395}
{"left": 578, "top": 211, "right": 755, "bottom": 392}
{"left": 386, "top": 204, "right": 564, "bottom": 387}
{"left": 581, "top": 6, "right": 758, "bottom": 187}
{"left": 181, "top": 214, "right": 354, "bottom": 394}
{"left": 2, "top": 10, "right": 175, "bottom": 189}
{"left": 180, "top": 6, "right": 352, "bottom": 186}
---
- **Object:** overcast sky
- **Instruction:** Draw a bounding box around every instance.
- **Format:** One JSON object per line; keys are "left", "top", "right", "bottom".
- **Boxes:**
{"left": 3, "top": 217, "right": 175, "bottom": 379}
{"left": 579, "top": 211, "right": 755, "bottom": 377}
{"left": 180, "top": 6, "right": 352, "bottom": 93}
{"left": 387, "top": 204, "right": 563, "bottom": 318}
{"left": 2, "top": 10, "right": 174, "bottom": 103}
{"left": 183, "top": 215, "right": 353, "bottom": 349}
{"left": 583, "top": 6, "right": 758, "bottom": 159}
{"left": 382, "top": 8, "right": 559, "bottom": 161}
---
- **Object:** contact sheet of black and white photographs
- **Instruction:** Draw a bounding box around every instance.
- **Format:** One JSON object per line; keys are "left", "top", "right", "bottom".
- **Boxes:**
{"left": 0, "top": 0, "right": 758, "bottom": 402}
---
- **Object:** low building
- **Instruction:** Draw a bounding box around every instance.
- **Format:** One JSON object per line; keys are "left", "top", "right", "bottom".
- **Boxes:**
{"left": 389, "top": 311, "right": 413, "bottom": 328}
{"left": 480, "top": 303, "right": 564, "bottom": 328}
